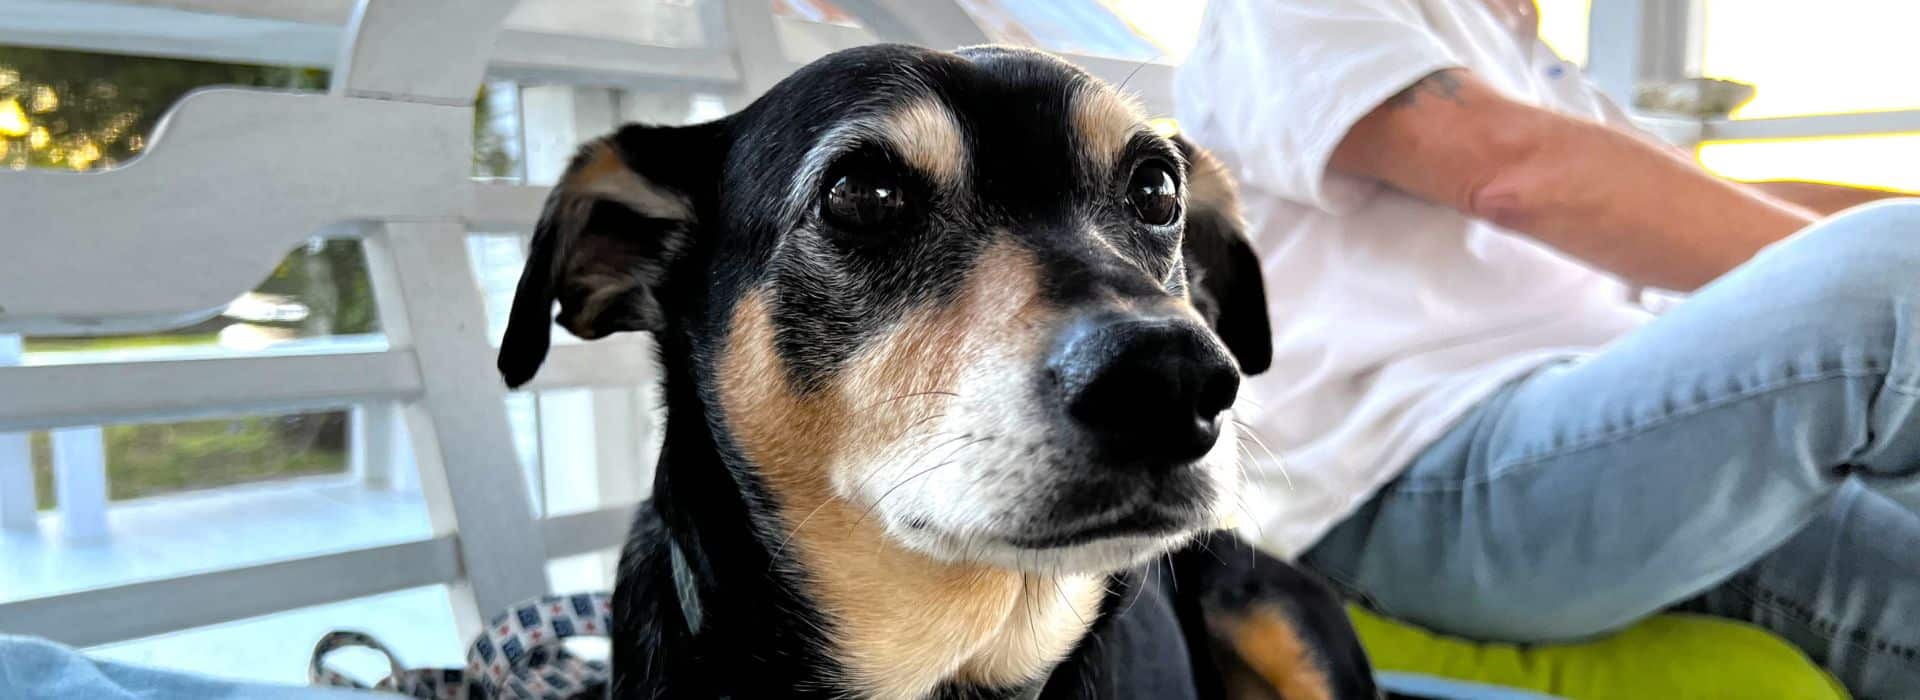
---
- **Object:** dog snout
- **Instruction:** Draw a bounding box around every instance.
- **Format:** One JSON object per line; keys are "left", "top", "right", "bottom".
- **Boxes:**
{"left": 1047, "top": 313, "right": 1240, "bottom": 465}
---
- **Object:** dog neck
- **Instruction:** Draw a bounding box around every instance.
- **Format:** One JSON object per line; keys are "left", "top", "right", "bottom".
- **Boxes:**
{"left": 765, "top": 482, "right": 1105, "bottom": 699}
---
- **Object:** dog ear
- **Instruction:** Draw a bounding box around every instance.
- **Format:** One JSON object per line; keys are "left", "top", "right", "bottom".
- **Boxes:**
{"left": 1175, "top": 135, "right": 1272, "bottom": 375}
{"left": 498, "top": 122, "right": 725, "bottom": 388}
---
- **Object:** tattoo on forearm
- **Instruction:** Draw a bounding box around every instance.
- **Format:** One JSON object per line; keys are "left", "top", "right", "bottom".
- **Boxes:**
{"left": 1384, "top": 70, "right": 1465, "bottom": 109}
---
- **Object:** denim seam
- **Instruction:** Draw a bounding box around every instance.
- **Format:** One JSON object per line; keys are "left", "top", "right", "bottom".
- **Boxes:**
{"left": 1390, "top": 366, "right": 1887, "bottom": 495}
{"left": 1722, "top": 576, "right": 1920, "bottom": 669}
{"left": 1300, "top": 558, "right": 1382, "bottom": 614}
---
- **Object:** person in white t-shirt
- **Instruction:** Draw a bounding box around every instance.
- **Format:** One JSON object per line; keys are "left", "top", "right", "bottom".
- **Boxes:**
{"left": 1177, "top": 1, "right": 1920, "bottom": 695}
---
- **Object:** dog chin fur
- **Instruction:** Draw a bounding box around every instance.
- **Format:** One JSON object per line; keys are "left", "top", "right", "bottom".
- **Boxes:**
{"left": 861, "top": 418, "right": 1245, "bottom": 577}
{"left": 899, "top": 527, "right": 1201, "bottom": 576}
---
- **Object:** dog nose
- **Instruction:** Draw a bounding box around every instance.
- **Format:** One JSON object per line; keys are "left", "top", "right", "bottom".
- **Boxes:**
{"left": 1047, "top": 313, "right": 1240, "bottom": 465}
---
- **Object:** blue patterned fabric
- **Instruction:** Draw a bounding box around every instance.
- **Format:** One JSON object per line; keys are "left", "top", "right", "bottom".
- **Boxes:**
{"left": 311, "top": 592, "right": 613, "bottom": 700}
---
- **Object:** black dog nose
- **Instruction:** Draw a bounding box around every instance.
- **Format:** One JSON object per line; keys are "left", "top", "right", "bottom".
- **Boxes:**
{"left": 1048, "top": 314, "right": 1240, "bottom": 465}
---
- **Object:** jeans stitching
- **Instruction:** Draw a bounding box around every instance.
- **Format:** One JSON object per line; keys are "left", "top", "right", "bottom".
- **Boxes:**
{"left": 1722, "top": 576, "right": 1920, "bottom": 668}
{"left": 1390, "top": 367, "right": 1887, "bottom": 495}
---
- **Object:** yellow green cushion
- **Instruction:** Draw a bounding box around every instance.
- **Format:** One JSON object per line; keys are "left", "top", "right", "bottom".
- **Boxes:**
{"left": 1350, "top": 606, "right": 1849, "bottom": 699}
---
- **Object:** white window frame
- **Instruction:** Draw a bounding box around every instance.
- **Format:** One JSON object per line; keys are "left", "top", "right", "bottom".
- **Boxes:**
{"left": 1591, "top": 0, "right": 1920, "bottom": 146}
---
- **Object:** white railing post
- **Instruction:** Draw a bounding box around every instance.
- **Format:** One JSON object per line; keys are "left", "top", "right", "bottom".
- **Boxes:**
{"left": 350, "top": 403, "right": 380, "bottom": 489}
{"left": 521, "top": 83, "right": 621, "bottom": 524}
{"left": 1587, "top": 0, "right": 1701, "bottom": 110}
{"left": 591, "top": 387, "right": 654, "bottom": 507}
{"left": 0, "top": 433, "right": 32, "bottom": 532}
{"left": 535, "top": 389, "right": 592, "bottom": 516}
{"left": 520, "top": 84, "right": 669, "bottom": 591}
{"left": 520, "top": 85, "right": 620, "bottom": 183}
{"left": 720, "top": 0, "right": 793, "bottom": 105}
{"left": 50, "top": 426, "right": 109, "bottom": 541}
{"left": 0, "top": 335, "right": 36, "bottom": 532}
{"left": 362, "top": 223, "right": 551, "bottom": 638}
{"left": 350, "top": 401, "right": 413, "bottom": 491}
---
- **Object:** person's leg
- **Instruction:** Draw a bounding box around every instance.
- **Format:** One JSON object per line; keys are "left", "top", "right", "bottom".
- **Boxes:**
{"left": 1301, "top": 201, "right": 1920, "bottom": 695}
{"left": 1676, "top": 482, "right": 1920, "bottom": 699}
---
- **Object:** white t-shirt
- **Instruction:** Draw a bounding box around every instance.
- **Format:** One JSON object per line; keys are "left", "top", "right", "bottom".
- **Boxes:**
{"left": 1176, "top": 0, "right": 1655, "bottom": 557}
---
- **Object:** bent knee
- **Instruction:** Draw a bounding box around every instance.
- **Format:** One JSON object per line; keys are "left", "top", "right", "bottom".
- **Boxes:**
{"left": 1777, "top": 199, "right": 1920, "bottom": 274}
{"left": 1739, "top": 199, "right": 1920, "bottom": 314}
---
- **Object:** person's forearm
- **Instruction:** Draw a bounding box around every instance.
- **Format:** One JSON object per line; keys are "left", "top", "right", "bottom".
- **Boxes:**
{"left": 1469, "top": 113, "right": 1815, "bottom": 291}
{"left": 1743, "top": 180, "right": 1910, "bottom": 217}
{"left": 1330, "top": 69, "right": 1822, "bottom": 291}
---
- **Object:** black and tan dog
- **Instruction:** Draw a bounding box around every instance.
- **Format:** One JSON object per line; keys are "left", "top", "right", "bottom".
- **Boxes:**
{"left": 498, "top": 44, "right": 1378, "bottom": 699}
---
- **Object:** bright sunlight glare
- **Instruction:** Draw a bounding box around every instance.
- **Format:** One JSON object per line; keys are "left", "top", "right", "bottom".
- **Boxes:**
{"left": 1694, "top": 1, "right": 1920, "bottom": 190}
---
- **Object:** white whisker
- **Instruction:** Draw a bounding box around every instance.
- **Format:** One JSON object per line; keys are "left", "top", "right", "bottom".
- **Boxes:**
{"left": 1234, "top": 419, "right": 1293, "bottom": 491}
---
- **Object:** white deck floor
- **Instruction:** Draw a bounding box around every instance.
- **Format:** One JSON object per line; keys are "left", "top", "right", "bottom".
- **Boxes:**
{"left": 1, "top": 477, "right": 615, "bottom": 686}
{"left": 1, "top": 476, "right": 432, "bottom": 603}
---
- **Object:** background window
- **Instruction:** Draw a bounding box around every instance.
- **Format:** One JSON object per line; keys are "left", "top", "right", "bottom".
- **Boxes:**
{"left": 1692, "top": 2, "right": 1920, "bottom": 190}
{"left": 1700, "top": 0, "right": 1920, "bottom": 120}
{"left": 1698, "top": 133, "right": 1920, "bottom": 192}
{"left": 953, "top": 0, "right": 1180, "bottom": 62}
{"left": 1099, "top": 1, "right": 1207, "bottom": 63}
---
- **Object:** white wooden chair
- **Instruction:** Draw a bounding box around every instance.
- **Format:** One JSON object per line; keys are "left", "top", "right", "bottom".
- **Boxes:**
{"left": 0, "top": 0, "right": 648, "bottom": 646}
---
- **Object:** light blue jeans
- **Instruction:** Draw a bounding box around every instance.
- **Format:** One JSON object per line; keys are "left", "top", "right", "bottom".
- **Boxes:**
{"left": 1303, "top": 201, "right": 1920, "bottom": 699}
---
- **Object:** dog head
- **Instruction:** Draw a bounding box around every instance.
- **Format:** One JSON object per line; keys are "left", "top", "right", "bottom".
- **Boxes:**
{"left": 500, "top": 44, "right": 1269, "bottom": 577}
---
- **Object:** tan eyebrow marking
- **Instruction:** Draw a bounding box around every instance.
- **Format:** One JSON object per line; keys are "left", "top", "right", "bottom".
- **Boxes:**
{"left": 877, "top": 97, "right": 967, "bottom": 187}
{"left": 1071, "top": 83, "right": 1148, "bottom": 174}
{"left": 786, "top": 97, "right": 969, "bottom": 226}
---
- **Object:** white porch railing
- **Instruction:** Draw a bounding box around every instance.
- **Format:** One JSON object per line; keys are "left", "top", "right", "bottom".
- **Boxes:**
{"left": 0, "top": 0, "right": 1182, "bottom": 652}
{"left": 0, "top": 334, "right": 440, "bottom": 543}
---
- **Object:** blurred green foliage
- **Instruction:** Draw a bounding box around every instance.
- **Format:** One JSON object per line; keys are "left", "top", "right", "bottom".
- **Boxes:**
{"left": 0, "top": 47, "right": 325, "bottom": 171}
{"left": 30, "top": 414, "right": 349, "bottom": 509}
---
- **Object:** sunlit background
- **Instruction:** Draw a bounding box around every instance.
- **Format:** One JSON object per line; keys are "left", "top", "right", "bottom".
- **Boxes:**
{"left": 8, "top": 1, "right": 1914, "bottom": 184}
{"left": 2, "top": 0, "right": 1915, "bottom": 685}
{"left": 1109, "top": 0, "right": 1920, "bottom": 192}
{"left": 928, "top": 0, "right": 1920, "bottom": 194}
{"left": 1693, "top": 1, "right": 1920, "bottom": 191}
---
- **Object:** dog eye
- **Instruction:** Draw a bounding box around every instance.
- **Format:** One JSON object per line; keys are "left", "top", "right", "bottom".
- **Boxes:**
{"left": 822, "top": 168, "right": 907, "bottom": 236}
{"left": 1127, "top": 162, "right": 1180, "bottom": 227}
